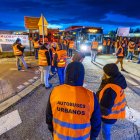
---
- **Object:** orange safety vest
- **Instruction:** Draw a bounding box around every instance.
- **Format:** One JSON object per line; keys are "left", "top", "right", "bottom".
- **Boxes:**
{"left": 116, "top": 46, "right": 124, "bottom": 57}
{"left": 138, "top": 43, "right": 140, "bottom": 51}
{"left": 50, "top": 84, "right": 94, "bottom": 140}
{"left": 69, "top": 41, "right": 75, "bottom": 49}
{"left": 103, "top": 40, "right": 107, "bottom": 46}
{"left": 107, "top": 40, "right": 111, "bottom": 46}
{"left": 38, "top": 49, "right": 48, "bottom": 66}
{"left": 63, "top": 40, "right": 67, "bottom": 46}
{"left": 91, "top": 41, "right": 98, "bottom": 49}
{"left": 13, "top": 44, "right": 23, "bottom": 56}
{"left": 115, "top": 41, "right": 119, "bottom": 48}
{"left": 99, "top": 84, "right": 126, "bottom": 119}
{"left": 33, "top": 41, "right": 40, "bottom": 49}
{"left": 56, "top": 50, "right": 67, "bottom": 67}
{"left": 128, "top": 42, "right": 135, "bottom": 52}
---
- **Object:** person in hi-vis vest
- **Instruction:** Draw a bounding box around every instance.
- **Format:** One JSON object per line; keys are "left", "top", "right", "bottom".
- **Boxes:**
{"left": 12, "top": 38, "right": 28, "bottom": 71}
{"left": 91, "top": 39, "right": 99, "bottom": 62}
{"left": 33, "top": 37, "right": 40, "bottom": 59}
{"left": 53, "top": 44, "right": 67, "bottom": 84}
{"left": 46, "top": 62, "right": 101, "bottom": 140}
{"left": 38, "top": 44, "right": 52, "bottom": 89}
{"left": 96, "top": 63, "right": 127, "bottom": 140}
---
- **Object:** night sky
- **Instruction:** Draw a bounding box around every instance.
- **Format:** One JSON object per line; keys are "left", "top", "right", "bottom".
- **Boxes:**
{"left": 0, "top": 0, "right": 140, "bottom": 33}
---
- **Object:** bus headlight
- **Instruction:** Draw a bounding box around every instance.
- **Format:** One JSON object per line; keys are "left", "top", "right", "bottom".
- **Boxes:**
{"left": 98, "top": 45, "right": 103, "bottom": 51}
{"left": 81, "top": 45, "right": 87, "bottom": 51}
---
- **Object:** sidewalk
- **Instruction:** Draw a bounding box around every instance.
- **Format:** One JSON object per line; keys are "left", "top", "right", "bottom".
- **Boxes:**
{"left": 0, "top": 56, "right": 40, "bottom": 103}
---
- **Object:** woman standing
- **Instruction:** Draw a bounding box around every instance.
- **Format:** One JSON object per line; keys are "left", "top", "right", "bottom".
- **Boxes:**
{"left": 96, "top": 63, "right": 127, "bottom": 140}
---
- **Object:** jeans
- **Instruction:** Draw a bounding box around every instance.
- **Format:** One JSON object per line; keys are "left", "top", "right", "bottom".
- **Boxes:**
{"left": 127, "top": 51, "right": 133, "bottom": 60}
{"left": 138, "top": 52, "right": 140, "bottom": 63}
{"left": 34, "top": 48, "right": 39, "bottom": 59}
{"left": 103, "top": 46, "right": 107, "bottom": 54}
{"left": 40, "top": 66, "right": 51, "bottom": 87}
{"left": 102, "top": 123, "right": 113, "bottom": 140}
{"left": 107, "top": 46, "right": 110, "bottom": 54}
{"left": 57, "top": 67, "right": 65, "bottom": 84}
{"left": 16, "top": 56, "right": 28, "bottom": 70}
{"left": 51, "top": 66, "right": 56, "bottom": 73}
{"left": 91, "top": 50, "right": 98, "bottom": 62}
{"left": 68, "top": 49, "right": 73, "bottom": 57}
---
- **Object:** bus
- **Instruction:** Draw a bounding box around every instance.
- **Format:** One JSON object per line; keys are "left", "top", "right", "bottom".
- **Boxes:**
{"left": 62, "top": 26, "right": 103, "bottom": 53}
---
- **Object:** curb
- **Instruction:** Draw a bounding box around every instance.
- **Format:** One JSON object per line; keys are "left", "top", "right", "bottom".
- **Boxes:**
{"left": 0, "top": 79, "right": 41, "bottom": 114}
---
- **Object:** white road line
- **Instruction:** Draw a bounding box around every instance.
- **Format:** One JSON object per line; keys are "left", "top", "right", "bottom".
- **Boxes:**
{"left": 23, "top": 82, "right": 30, "bottom": 86}
{"left": 126, "top": 107, "right": 140, "bottom": 127}
{"left": 28, "top": 79, "right": 34, "bottom": 83}
{"left": 126, "top": 78, "right": 139, "bottom": 86}
{"left": 83, "top": 83, "right": 87, "bottom": 87}
{"left": 0, "top": 110, "right": 22, "bottom": 136}
{"left": 17, "top": 85, "right": 24, "bottom": 90}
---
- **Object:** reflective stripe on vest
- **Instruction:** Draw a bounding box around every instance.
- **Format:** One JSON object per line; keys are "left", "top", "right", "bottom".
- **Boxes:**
{"left": 38, "top": 50, "right": 48, "bottom": 66}
{"left": 92, "top": 41, "right": 98, "bottom": 49}
{"left": 50, "top": 84, "right": 94, "bottom": 140}
{"left": 99, "top": 84, "right": 126, "bottom": 119}
{"left": 34, "top": 41, "right": 40, "bottom": 48}
{"left": 116, "top": 46, "right": 124, "bottom": 57}
{"left": 69, "top": 41, "right": 75, "bottom": 49}
{"left": 13, "top": 44, "right": 22, "bottom": 56}
{"left": 57, "top": 50, "right": 67, "bottom": 67}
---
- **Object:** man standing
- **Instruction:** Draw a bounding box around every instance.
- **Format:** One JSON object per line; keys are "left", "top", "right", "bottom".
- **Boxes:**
{"left": 127, "top": 40, "right": 135, "bottom": 62}
{"left": 33, "top": 37, "right": 40, "bottom": 59}
{"left": 68, "top": 39, "right": 75, "bottom": 58}
{"left": 38, "top": 44, "right": 52, "bottom": 89}
{"left": 12, "top": 38, "right": 28, "bottom": 71}
{"left": 115, "top": 42, "right": 125, "bottom": 71}
{"left": 54, "top": 45, "right": 67, "bottom": 84}
{"left": 91, "top": 39, "right": 98, "bottom": 62}
{"left": 46, "top": 62, "right": 101, "bottom": 140}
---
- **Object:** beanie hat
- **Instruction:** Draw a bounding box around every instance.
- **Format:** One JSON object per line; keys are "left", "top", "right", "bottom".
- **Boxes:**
{"left": 65, "top": 62, "right": 85, "bottom": 86}
{"left": 16, "top": 38, "right": 21, "bottom": 43}
{"left": 103, "top": 63, "right": 120, "bottom": 77}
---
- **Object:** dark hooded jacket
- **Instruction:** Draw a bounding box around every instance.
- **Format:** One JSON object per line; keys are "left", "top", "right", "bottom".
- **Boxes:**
{"left": 96, "top": 72, "right": 127, "bottom": 124}
{"left": 46, "top": 62, "right": 101, "bottom": 139}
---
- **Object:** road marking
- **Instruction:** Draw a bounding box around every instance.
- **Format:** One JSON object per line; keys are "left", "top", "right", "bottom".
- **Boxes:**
{"left": 17, "top": 85, "right": 24, "bottom": 90}
{"left": 23, "top": 82, "right": 30, "bottom": 86}
{"left": 28, "top": 79, "right": 34, "bottom": 83}
{"left": 126, "top": 78, "right": 139, "bottom": 86}
{"left": 0, "top": 110, "right": 22, "bottom": 135}
{"left": 33, "top": 76, "right": 38, "bottom": 80}
{"left": 83, "top": 83, "right": 87, "bottom": 87}
{"left": 126, "top": 107, "right": 140, "bottom": 127}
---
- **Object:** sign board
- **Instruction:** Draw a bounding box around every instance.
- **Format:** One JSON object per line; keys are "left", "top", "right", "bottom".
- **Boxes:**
{"left": 117, "top": 27, "right": 130, "bottom": 36}
{"left": 24, "top": 16, "right": 40, "bottom": 29}
{"left": 0, "top": 34, "right": 29, "bottom": 45}
{"left": 38, "top": 15, "right": 48, "bottom": 35}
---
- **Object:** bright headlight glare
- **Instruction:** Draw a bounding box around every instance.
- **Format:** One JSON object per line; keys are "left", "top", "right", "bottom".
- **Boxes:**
{"left": 98, "top": 45, "right": 103, "bottom": 50}
{"left": 81, "top": 45, "right": 87, "bottom": 51}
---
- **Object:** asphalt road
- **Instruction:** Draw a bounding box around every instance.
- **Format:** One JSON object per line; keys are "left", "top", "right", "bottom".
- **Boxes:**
{"left": 0, "top": 56, "right": 140, "bottom": 140}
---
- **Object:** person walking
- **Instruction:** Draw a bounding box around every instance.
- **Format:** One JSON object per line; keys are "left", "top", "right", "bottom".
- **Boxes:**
{"left": 127, "top": 40, "right": 135, "bottom": 62}
{"left": 115, "top": 42, "right": 125, "bottom": 71}
{"left": 38, "top": 44, "right": 52, "bottom": 89}
{"left": 46, "top": 61, "right": 101, "bottom": 140}
{"left": 54, "top": 45, "right": 67, "bottom": 84}
{"left": 96, "top": 63, "right": 127, "bottom": 140}
{"left": 91, "top": 39, "right": 98, "bottom": 62}
{"left": 12, "top": 38, "right": 28, "bottom": 71}
{"left": 107, "top": 39, "right": 111, "bottom": 54}
{"left": 102, "top": 39, "right": 107, "bottom": 54}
